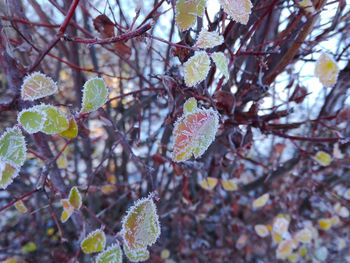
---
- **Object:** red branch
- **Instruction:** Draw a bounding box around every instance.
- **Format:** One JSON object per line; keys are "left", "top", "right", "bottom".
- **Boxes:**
{"left": 0, "top": 189, "right": 39, "bottom": 213}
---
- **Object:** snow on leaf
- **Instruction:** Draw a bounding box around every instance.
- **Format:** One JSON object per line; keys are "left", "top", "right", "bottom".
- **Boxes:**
{"left": 211, "top": 52, "right": 229, "bottom": 81}
{"left": 18, "top": 107, "right": 47, "bottom": 134}
{"left": 254, "top": 224, "right": 269, "bottom": 238}
{"left": 60, "top": 199, "right": 74, "bottom": 223}
{"left": 315, "top": 53, "right": 339, "bottom": 87}
{"left": 295, "top": 228, "right": 312, "bottom": 244}
{"left": 21, "top": 72, "right": 58, "bottom": 101}
{"left": 220, "top": 0, "right": 252, "bottom": 25}
{"left": 221, "top": 179, "right": 237, "bottom": 191}
{"left": 298, "top": 0, "right": 315, "bottom": 13}
{"left": 124, "top": 245, "right": 149, "bottom": 262}
{"left": 199, "top": 177, "right": 218, "bottom": 191}
{"left": 14, "top": 200, "right": 28, "bottom": 213}
{"left": 59, "top": 119, "right": 78, "bottom": 139}
{"left": 81, "top": 78, "right": 109, "bottom": 114}
{"left": 68, "top": 186, "right": 82, "bottom": 210}
{"left": 96, "top": 243, "right": 122, "bottom": 263}
{"left": 121, "top": 195, "right": 160, "bottom": 251}
{"left": 183, "top": 97, "right": 197, "bottom": 115}
{"left": 0, "top": 161, "right": 19, "bottom": 189}
{"left": 175, "top": 0, "right": 206, "bottom": 32}
{"left": 276, "top": 239, "right": 294, "bottom": 259}
{"left": 272, "top": 217, "right": 290, "bottom": 235}
{"left": 81, "top": 229, "right": 106, "bottom": 254}
{"left": 313, "top": 151, "right": 332, "bottom": 166}
{"left": 195, "top": 29, "right": 224, "bottom": 49}
{"left": 184, "top": 51, "right": 210, "bottom": 87}
{"left": 173, "top": 98, "right": 219, "bottom": 162}
{"left": 37, "top": 105, "right": 69, "bottom": 134}
{"left": 0, "top": 127, "right": 26, "bottom": 168}
{"left": 252, "top": 193, "right": 269, "bottom": 209}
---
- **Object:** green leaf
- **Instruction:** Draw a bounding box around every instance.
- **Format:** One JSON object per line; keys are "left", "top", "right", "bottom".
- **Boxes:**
{"left": 0, "top": 127, "right": 26, "bottom": 168}
{"left": 183, "top": 97, "right": 197, "bottom": 115}
{"left": 18, "top": 107, "right": 47, "bottom": 134}
{"left": 68, "top": 186, "right": 82, "bottom": 210}
{"left": 81, "top": 78, "right": 109, "bottom": 114}
{"left": 175, "top": 0, "right": 207, "bottom": 32}
{"left": 96, "top": 243, "right": 123, "bottom": 263}
{"left": 21, "top": 242, "right": 37, "bottom": 253}
{"left": 184, "top": 51, "right": 210, "bottom": 87}
{"left": 121, "top": 194, "right": 160, "bottom": 251}
{"left": 59, "top": 119, "right": 78, "bottom": 139}
{"left": 0, "top": 161, "right": 19, "bottom": 189}
{"left": 211, "top": 52, "right": 229, "bottom": 82}
{"left": 38, "top": 105, "right": 69, "bottom": 134}
{"left": 21, "top": 72, "right": 58, "bottom": 101}
{"left": 81, "top": 229, "right": 106, "bottom": 254}
{"left": 124, "top": 245, "right": 149, "bottom": 262}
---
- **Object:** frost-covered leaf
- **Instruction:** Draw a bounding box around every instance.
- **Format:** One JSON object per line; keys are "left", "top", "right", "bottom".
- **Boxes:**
{"left": 313, "top": 151, "right": 332, "bottom": 166}
{"left": 175, "top": 0, "right": 206, "bottom": 32}
{"left": 14, "top": 200, "right": 28, "bottom": 213}
{"left": 252, "top": 193, "right": 269, "bottom": 209}
{"left": 317, "top": 218, "right": 332, "bottom": 230}
{"left": 81, "top": 78, "right": 109, "bottom": 114}
{"left": 254, "top": 224, "right": 269, "bottom": 238}
{"left": 0, "top": 127, "right": 26, "bottom": 168}
{"left": 221, "top": 179, "right": 237, "bottom": 191}
{"left": 343, "top": 188, "right": 350, "bottom": 200}
{"left": 272, "top": 216, "right": 290, "bottom": 235}
{"left": 124, "top": 245, "right": 149, "bottom": 262}
{"left": 173, "top": 98, "right": 219, "bottom": 162}
{"left": 21, "top": 72, "right": 58, "bottom": 101}
{"left": 0, "top": 161, "right": 19, "bottom": 189}
{"left": 121, "top": 195, "right": 160, "bottom": 251}
{"left": 199, "top": 177, "right": 218, "bottom": 191}
{"left": 21, "top": 242, "right": 37, "bottom": 253}
{"left": 195, "top": 29, "right": 224, "bottom": 49}
{"left": 68, "top": 186, "right": 82, "bottom": 210}
{"left": 161, "top": 249, "right": 170, "bottom": 259}
{"left": 60, "top": 199, "right": 74, "bottom": 223}
{"left": 81, "top": 229, "right": 106, "bottom": 254}
{"left": 18, "top": 107, "right": 47, "bottom": 134}
{"left": 184, "top": 51, "right": 210, "bottom": 87}
{"left": 298, "top": 0, "right": 315, "bottom": 13}
{"left": 314, "top": 247, "right": 328, "bottom": 261}
{"left": 315, "top": 53, "right": 339, "bottom": 87}
{"left": 211, "top": 52, "right": 229, "bottom": 81}
{"left": 36, "top": 105, "right": 69, "bottom": 134}
{"left": 295, "top": 228, "right": 312, "bottom": 244}
{"left": 183, "top": 97, "right": 197, "bottom": 115}
{"left": 220, "top": 0, "right": 252, "bottom": 24}
{"left": 276, "top": 239, "right": 294, "bottom": 259}
{"left": 59, "top": 119, "right": 78, "bottom": 139}
{"left": 96, "top": 243, "right": 122, "bottom": 263}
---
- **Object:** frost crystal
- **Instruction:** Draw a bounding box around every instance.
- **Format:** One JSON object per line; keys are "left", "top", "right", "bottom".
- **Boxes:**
{"left": 220, "top": 0, "right": 252, "bottom": 25}
{"left": 175, "top": 0, "right": 207, "bottom": 32}
{"left": 195, "top": 29, "right": 224, "bottom": 49}
{"left": 21, "top": 72, "right": 58, "bottom": 101}
{"left": 315, "top": 53, "right": 339, "bottom": 87}
{"left": 80, "top": 229, "right": 106, "bottom": 254}
{"left": 184, "top": 51, "right": 210, "bottom": 87}
{"left": 172, "top": 97, "right": 219, "bottom": 162}
{"left": 0, "top": 127, "right": 27, "bottom": 168}
{"left": 124, "top": 245, "right": 150, "bottom": 262}
{"left": 121, "top": 194, "right": 160, "bottom": 251}
{"left": 34, "top": 104, "right": 69, "bottom": 134}
{"left": 96, "top": 243, "right": 122, "bottom": 263}
{"left": 18, "top": 106, "right": 47, "bottom": 134}
{"left": 81, "top": 77, "right": 109, "bottom": 114}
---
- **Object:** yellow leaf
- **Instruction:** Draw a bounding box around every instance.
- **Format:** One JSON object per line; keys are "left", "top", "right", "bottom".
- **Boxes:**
{"left": 318, "top": 218, "right": 332, "bottom": 230}
{"left": 295, "top": 228, "right": 312, "bottom": 243}
{"left": 254, "top": 224, "right": 269, "bottom": 238}
{"left": 68, "top": 186, "right": 82, "bottom": 210}
{"left": 221, "top": 179, "right": 237, "bottom": 191}
{"left": 220, "top": 0, "right": 252, "bottom": 25}
{"left": 101, "top": 184, "right": 116, "bottom": 195}
{"left": 81, "top": 229, "right": 106, "bottom": 254}
{"left": 313, "top": 151, "right": 332, "bottom": 166}
{"left": 252, "top": 193, "right": 269, "bottom": 209}
{"left": 161, "top": 249, "right": 170, "bottom": 259}
{"left": 199, "top": 177, "right": 218, "bottom": 191}
{"left": 315, "top": 53, "right": 339, "bottom": 87}
{"left": 297, "top": 0, "right": 315, "bottom": 13}
{"left": 211, "top": 52, "right": 229, "bottom": 81}
{"left": 60, "top": 119, "right": 78, "bottom": 139}
{"left": 0, "top": 162, "right": 19, "bottom": 190}
{"left": 175, "top": 0, "right": 206, "bottom": 32}
{"left": 276, "top": 239, "right": 294, "bottom": 259}
{"left": 60, "top": 199, "right": 74, "bottom": 223}
{"left": 195, "top": 29, "right": 224, "bottom": 49}
{"left": 184, "top": 51, "right": 210, "bottom": 87}
{"left": 14, "top": 200, "right": 28, "bottom": 213}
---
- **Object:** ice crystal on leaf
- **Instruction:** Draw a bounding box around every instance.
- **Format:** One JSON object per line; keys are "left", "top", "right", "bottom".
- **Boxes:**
{"left": 313, "top": 151, "right": 332, "bottom": 166}
{"left": 60, "top": 187, "right": 82, "bottom": 223}
{"left": 121, "top": 195, "right": 160, "bottom": 252}
{"left": 59, "top": 119, "right": 78, "bottom": 139}
{"left": 221, "top": 179, "right": 237, "bottom": 191}
{"left": 272, "top": 217, "right": 290, "bottom": 235}
{"left": 276, "top": 239, "right": 294, "bottom": 259}
{"left": 14, "top": 200, "right": 28, "bottom": 213}
{"left": 184, "top": 51, "right": 210, "bottom": 87}
{"left": 172, "top": 97, "right": 219, "bottom": 162}
{"left": 252, "top": 193, "right": 269, "bottom": 209}
{"left": 0, "top": 161, "right": 19, "bottom": 189}
{"left": 124, "top": 245, "right": 150, "bottom": 262}
{"left": 21, "top": 72, "right": 58, "bottom": 101}
{"left": 81, "top": 78, "right": 109, "bottom": 114}
{"left": 81, "top": 229, "right": 106, "bottom": 254}
{"left": 295, "top": 228, "right": 312, "bottom": 244}
{"left": 96, "top": 243, "right": 122, "bottom": 263}
{"left": 18, "top": 107, "right": 47, "bottom": 134}
{"left": 220, "top": 0, "right": 252, "bottom": 25}
{"left": 315, "top": 53, "right": 339, "bottom": 87}
{"left": 37, "top": 105, "right": 69, "bottom": 134}
{"left": 0, "top": 127, "right": 26, "bottom": 168}
{"left": 175, "top": 0, "right": 206, "bottom": 32}
{"left": 199, "top": 177, "right": 218, "bottom": 191}
{"left": 254, "top": 224, "right": 269, "bottom": 238}
{"left": 211, "top": 52, "right": 229, "bottom": 82}
{"left": 195, "top": 29, "right": 224, "bottom": 49}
